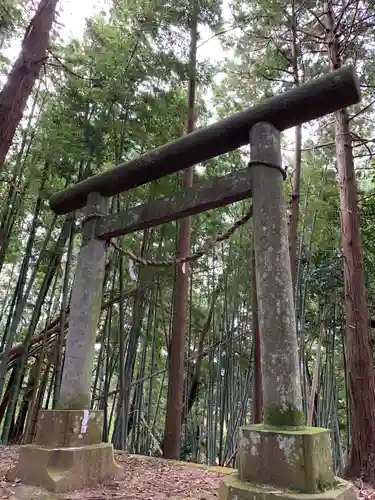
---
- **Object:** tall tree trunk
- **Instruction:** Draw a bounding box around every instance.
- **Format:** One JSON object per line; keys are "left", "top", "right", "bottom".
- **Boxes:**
{"left": 0, "top": 0, "right": 59, "bottom": 168}
{"left": 0, "top": 366, "right": 16, "bottom": 423}
{"left": 324, "top": 0, "right": 375, "bottom": 480}
{"left": 53, "top": 214, "right": 75, "bottom": 407}
{"left": 2, "top": 220, "right": 70, "bottom": 443}
{"left": 184, "top": 276, "right": 224, "bottom": 416}
{"left": 163, "top": 3, "right": 198, "bottom": 459}
{"left": 112, "top": 231, "right": 149, "bottom": 450}
{"left": 28, "top": 355, "right": 51, "bottom": 442}
{"left": 288, "top": 0, "right": 302, "bottom": 290}
{"left": 10, "top": 361, "right": 38, "bottom": 443}
{"left": 289, "top": 124, "right": 302, "bottom": 289}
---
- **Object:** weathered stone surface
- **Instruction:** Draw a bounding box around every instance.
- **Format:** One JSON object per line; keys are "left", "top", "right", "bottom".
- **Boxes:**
{"left": 49, "top": 67, "right": 360, "bottom": 215}
{"left": 238, "top": 425, "right": 334, "bottom": 493}
{"left": 57, "top": 193, "right": 108, "bottom": 410}
{"left": 6, "top": 443, "right": 124, "bottom": 493}
{"left": 96, "top": 168, "right": 253, "bottom": 239}
{"left": 35, "top": 410, "right": 68, "bottom": 448}
{"left": 64, "top": 410, "right": 103, "bottom": 446}
{"left": 36, "top": 410, "right": 104, "bottom": 447}
{"left": 250, "top": 123, "right": 303, "bottom": 426}
{"left": 219, "top": 474, "right": 356, "bottom": 500}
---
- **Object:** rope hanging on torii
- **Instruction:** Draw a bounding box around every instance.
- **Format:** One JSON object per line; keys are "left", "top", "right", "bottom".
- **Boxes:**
{"left": 105, "top": 160, "right": 287, "bottom": 269}
{"left": 6, "top": 67, "right": 360, "bottom": 495}
{"left": 49, "top": 66, "right": 360, "bottom": 216}
{"left": 47, "top": 67, "right": 360, "bottom": 416}
{"left": 108, "top": 204, "right": 254, "bottom": 268}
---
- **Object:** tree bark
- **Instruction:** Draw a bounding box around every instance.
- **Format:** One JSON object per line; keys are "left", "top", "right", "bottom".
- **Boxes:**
{"left": 289, "top": 124, "right": 302, "bottom": 288}
{"left": 163, "top": 3, "right": 198, "bottom": 459}
{"left": 288, "top": 0, "right": 302, "bottom": 290}
{"left": 324, "top": 0, "right": 375, "bottom": 480}
{"left": 184, "top": 276, "right": 223, "bottom": 416}
{"left": 336, "top": 104, "right": 375, "bottom": 480}
{"left": 0, "top": 0, "right": 59, "bottom": 168}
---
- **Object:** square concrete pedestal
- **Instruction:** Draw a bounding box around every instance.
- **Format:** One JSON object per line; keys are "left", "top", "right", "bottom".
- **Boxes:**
{"left": 6, "top": 410, "right": 124, "bottom": 493}
{"left": 220, "top": 474, "right": 357, "bottom": 500}
{"left": 219, "top": 425, "right": 356, "bottom": 500}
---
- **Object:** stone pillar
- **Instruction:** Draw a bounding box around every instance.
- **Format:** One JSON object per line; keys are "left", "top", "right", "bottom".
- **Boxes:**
{"left": 220, "top": 122, "right": 355, "bottom": 500}
{"left": 58, "top": 191, "right": 107, "bottom": 410}
{"left": 249, "top": 121, "right": 303, "bottom": 427}
{"left": 6, "top": 192, "right": 124, "bottom": 493}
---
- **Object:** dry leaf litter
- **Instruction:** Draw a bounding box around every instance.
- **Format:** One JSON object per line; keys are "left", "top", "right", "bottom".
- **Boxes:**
{"left": 0, "top": 446, "right": 371, "bottom": 499}
{"left": 0, "top": 446, "right": 221, "bottom": 499}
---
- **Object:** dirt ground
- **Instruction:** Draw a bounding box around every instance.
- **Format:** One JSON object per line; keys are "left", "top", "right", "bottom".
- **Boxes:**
{"left": 357, "top": 480, "right": 375, "bottom": 500}
{"left": 0, "top": 446, "right": 373, "bottom": 499}
{"left": 0, "top": 446, "right": 222, "bottom": 499}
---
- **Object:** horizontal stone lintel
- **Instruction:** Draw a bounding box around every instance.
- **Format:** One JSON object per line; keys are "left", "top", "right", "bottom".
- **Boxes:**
{"left": 50, "top": 66, "right": 360, "bottom": 215}
{"left": 96, "top": 168, "right": 253, "bottom": 240}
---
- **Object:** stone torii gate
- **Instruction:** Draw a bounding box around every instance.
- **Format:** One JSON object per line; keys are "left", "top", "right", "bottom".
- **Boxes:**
{"left": 8, "top": 66, "right": 360, "bottom": 500}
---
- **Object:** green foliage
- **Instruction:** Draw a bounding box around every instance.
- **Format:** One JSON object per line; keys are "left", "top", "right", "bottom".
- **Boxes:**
{"left": 0, "top": 0, "right": 374, "bottom": 472}
{"left": 0, "top": 0, "right": 22, "bottom": 38}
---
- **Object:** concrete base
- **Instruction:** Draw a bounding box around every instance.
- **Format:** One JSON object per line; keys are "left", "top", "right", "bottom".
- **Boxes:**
{"left": 6, "top": 443, "right": 124, "bottom": 493}
{"left": 36, "top": 409, "right": 104, "bottom": 447}
{"left": 6, "top": 409, "right": 124, "bottom": 493}
{"left": 219, "top": 474, "right": 357, "bottom": 500}
{"left": 238, "top": 425, "right": 334, "bottom": 493}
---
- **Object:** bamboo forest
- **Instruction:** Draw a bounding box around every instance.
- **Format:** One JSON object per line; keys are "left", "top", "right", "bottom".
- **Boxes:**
{"left": 0, "top": 0, "right": 375, "bottom": 498}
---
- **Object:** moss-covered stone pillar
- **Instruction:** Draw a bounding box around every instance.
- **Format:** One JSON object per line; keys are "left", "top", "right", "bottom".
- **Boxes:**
{"left": 6, "top": 192, "right": 124, "bottom": 493}
{"left": 219, "top": 121, "right": 356, "bottom": 500}
{"left": 58, "top": 192, "right": 107, "bottom": 410}
{"left": 249, "top": 122, "right": 303, "bottom": 427}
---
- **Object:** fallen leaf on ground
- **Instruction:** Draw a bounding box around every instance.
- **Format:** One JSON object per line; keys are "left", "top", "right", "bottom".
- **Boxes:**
{"left": 0, "top": 447, "right": 220, "bottom": 499}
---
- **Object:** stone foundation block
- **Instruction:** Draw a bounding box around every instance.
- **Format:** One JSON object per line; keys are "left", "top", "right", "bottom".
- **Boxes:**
{"left": 6, "top": 443, "right": 124, "bottom": 493}
{"left": 219, "top": 474, "right": 356, "bottom": 500}
{"left": 238, "top": 425, "right": 334, "bottom": 493}
{"left": 36, "top": 409, "right": 103, "bottom": 447}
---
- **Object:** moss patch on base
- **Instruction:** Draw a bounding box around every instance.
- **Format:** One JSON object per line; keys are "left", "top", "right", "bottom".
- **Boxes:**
{"left": 245, "top": 424, "right": 328, "bottom": 434}
{"left": 264, "top": 406, "right": 305, "bottom": 427}
{"left": 219, "top": 474, "right": 356, "bottom": 500}
{"left": 238, "top": 425, "right": 334, "bottom": 493}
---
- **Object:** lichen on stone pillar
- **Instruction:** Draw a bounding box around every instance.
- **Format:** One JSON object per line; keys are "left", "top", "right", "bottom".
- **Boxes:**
{"left": 249, "top": 122, "right": 304, "bottom": 428}
{"left": 57, "top": 192, "right": 108, "bottom": 410}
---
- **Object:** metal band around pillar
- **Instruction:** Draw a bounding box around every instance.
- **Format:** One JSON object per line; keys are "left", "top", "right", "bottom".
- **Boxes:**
{"left": 247, "top": 160, "right": 287, "bottom": 180}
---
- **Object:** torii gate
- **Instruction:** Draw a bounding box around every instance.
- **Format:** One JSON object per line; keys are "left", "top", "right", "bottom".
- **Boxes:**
{"left": 8, "top": 66, "right": 360, "bottom": 500}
